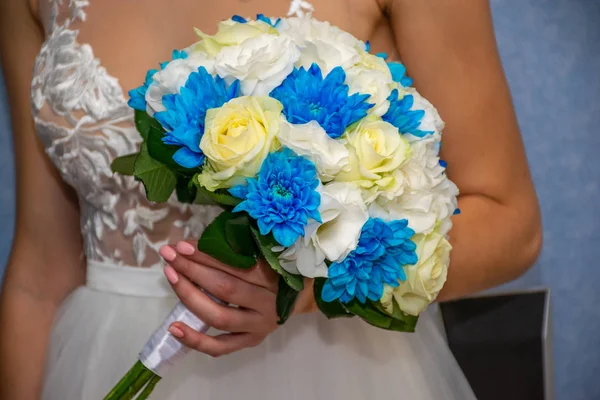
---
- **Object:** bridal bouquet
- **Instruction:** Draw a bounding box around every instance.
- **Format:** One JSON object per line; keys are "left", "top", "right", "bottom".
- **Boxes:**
{"left": 106, "top": 13, "right": 459, "bottom": 400}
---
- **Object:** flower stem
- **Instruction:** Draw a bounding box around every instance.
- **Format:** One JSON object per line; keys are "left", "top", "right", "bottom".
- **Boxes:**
{"left": 119, "top": 368, "right": 155, "bottom": 400}
{"left": 103, "top": 361, "right": 146, "bottom": 400}
{"left": 136, "top": 374, "right": 162, "bottom": 400}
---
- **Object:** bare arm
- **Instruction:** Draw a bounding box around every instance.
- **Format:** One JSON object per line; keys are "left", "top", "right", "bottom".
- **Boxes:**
{"left": 384, "top": 0, "right": 542, "bottom": 300}
{"left": 0, "top": 1, "right": 85, "bottom": 398}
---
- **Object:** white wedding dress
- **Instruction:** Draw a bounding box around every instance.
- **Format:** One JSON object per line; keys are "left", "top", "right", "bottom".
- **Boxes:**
{"left": 33, "top": 1, "right": 478, "bottom": 399}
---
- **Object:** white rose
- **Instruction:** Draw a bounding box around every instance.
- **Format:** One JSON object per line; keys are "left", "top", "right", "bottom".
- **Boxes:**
{"left": 214, "top": 34, "right": 301, "bottom": 96}
{"left": 194, "top": 19, "right": 278, "bottom": 57}
{"left": 369, "top": 177, "right": 459, "bottom": 235}
{"left": 279, "top": 182, "right": 368, "bottom": 278}
{"left": 145, "top": 52, "right": 215, "bottom": 116}
{"left": 279, "top": 17, "right": 364, "bottom": 75}
{"left": 334, "top": 116, "right": 412, "bottom": 203}
{"left": 277, "top": 120, "right": 350, "bottom": 182}
{"left": 403, "top": 87, "right": 444, "bottom": 143}
{"left": 346, "top": 67, "right": 395, "bottom": 117}
{"left": 381, "top": 232, "right": 451, "bottom": 316}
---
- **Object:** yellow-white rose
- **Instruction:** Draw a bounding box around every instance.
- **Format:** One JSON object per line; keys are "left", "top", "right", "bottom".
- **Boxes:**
{"left": 334, "top": 116, "right": 411, "bottom": 203}
{"left": 381, "top": 232, "right": 451, "bottom": 316}
{"left": 194, "top": 19, "right": 278, "bottom": 57}
{"left": 198, "top": 96, "right": 282, "bottom": 191}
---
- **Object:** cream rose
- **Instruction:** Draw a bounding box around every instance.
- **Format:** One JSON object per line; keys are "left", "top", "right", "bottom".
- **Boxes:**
{"left": 334, "top": 116, "right": 412, "bottom": 203}
{"left": 194, "top": 19, "right": 278, "bottom": 57}
{"left": 198, "top": 96, "right": 283, "bottom": 191}
{"left": 381, "top": 232, "right": 451, "bottom": 316}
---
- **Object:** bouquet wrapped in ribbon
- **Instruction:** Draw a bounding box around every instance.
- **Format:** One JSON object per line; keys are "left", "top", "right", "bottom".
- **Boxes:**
{"left": 105, "top": 12, "right": 459, "bottom": 400}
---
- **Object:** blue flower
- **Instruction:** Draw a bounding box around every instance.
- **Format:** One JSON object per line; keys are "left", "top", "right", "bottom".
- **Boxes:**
{"left": 382, "top": 89, "right": 433, "bottom": 138}
{"left": 270, "top": 64, "right": 373, "bottom": 138}
{"left": 388, "top": 62, "right": 413, "bottom": 87}
{"left": 229, "top": 149, "right": 321, "bottom": 247}
{"left": 154, "top": 67, "right": 241, "bottom": 168}
{"left": 257, "top": 13, "right": 281, "bottom": 27}
{"left": 128, "top": 69, "right": 158, "bottom": 111}
{"left": 231, "top": 14, "right": 281, "bottom": 27}
{"left": 322, "top": 218, "right": 418, "bottom": 304}
{"left": 127, "top": 50, "right": 189, "bottom": 112}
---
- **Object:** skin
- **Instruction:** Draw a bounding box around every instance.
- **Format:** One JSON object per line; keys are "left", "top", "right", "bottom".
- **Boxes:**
{"left": 0, "top": 0, "right": 541, "bottom": 397}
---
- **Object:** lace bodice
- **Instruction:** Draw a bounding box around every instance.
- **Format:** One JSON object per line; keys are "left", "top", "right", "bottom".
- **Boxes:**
{"left": 31, "top": 0, "right": 224, "bottom": 268}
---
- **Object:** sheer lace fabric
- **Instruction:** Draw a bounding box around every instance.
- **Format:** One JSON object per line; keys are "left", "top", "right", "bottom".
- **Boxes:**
{"left": 32, "top": 0, "right": 222, "bottom": 268}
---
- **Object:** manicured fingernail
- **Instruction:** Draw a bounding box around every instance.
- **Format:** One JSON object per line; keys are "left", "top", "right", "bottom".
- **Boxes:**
{"left": 164, "top": 265, "right": 179, "bottom": 285}
{"left": 176, "top": 241, "right": 196, "bottom": 256}
{"left": 168, "top": 325, "right": 184, "bottom": 338}
{"left": 159, "top": 245, "right": 177, "bottom": 262}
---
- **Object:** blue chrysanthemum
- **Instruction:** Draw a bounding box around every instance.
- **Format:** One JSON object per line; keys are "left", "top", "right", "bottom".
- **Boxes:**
{"left": 127, "top": 50, "right": 188, "bottom": 112}
{"left": 231, "top": 14, "right": 281, "bottom": 27}
{"left": 322, "top": 218, "right": 418, "bottom": 304}
{"left": 382, "top": 89, "right": 433, "bottom": 138}
{"left": 229, "top": 149, "right": 322, "bottom": 247}
{"left": 154, "top": 67, "right": 241, "bottom": 168}
{"left": 388, "top": 62, "right": 413, "bottom": 87}
{"left": 270, "top": 63, "right": 374, "bottom": 138}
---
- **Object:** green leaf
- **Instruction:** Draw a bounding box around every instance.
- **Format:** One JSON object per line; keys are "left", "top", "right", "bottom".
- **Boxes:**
{"left": 197, "top": 211, "right": 257, "bottom": 269}
{"left": 343, "top": 300, "right": 417, "bottom": 333}
{"left": 275, "top": 277, "right": 300, "bottom": 325}
{"left": 313, "top": 278, "right": 353, "bottom": 319}
{"left": 249, "top": 226, "right": 304, "bottom": 291}
{"left": 175, "top": 175, "right": 197, "bottom": 203}
{"left": 134, "top": 110, "right": 162, "bottom": 141}
{"left": 194, "top": 185, "right": 242, "bottom": 208}
{"left": 111, "top": 153, "right": 138, "bottom": 176}
{"left": 372, "top": 297, "right": 419, "bottom": 329}
{"left": 224, "top": 215, "right": 258, "bottom": 257}
{"left": 133, "top": 144, "right": 177, "bottom": 202}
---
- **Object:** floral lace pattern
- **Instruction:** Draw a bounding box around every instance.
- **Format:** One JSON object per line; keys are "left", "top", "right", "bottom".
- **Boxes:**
{"left": 31, "top": 0, "right": 222, "bottom": 268}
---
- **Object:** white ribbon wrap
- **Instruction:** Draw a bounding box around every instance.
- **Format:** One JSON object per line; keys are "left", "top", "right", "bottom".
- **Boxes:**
{"left": 139, "top": 301, "right": 208, "bottom": 377}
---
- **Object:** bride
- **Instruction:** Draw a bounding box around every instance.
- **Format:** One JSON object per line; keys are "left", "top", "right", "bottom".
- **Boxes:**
{"left": 0, "top": 0, "right": 542, "bottom": 399}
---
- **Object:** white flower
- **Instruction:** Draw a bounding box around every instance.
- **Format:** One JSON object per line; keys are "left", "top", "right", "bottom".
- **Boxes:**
{"left": 194, "top": 19, "right": 278, "bottom": 57}
{"left": 214, "top": 34, "right": 301, "bottom": 96}
{"left": 279, "top": 17, "right": 365, "bottom": 75}
{"left": 381, "top": 232, "right": 451, "bottom": 316}
{"left": 277, "top": 120, "right": 350, "bottom": 181}
{"left": 403, "top": 87, "right": 444, "bottom": 143}
{"left": 369, "top": 177, "right": 459, "bottom": 235}
{"left": 346, "top": 66, "right": 395, "bottom": 117}
{"left": 279, "top": 182, "right": 368, "bottom": 278}
{"left": 145, "top": 52, "right": 215, "bottom": 117}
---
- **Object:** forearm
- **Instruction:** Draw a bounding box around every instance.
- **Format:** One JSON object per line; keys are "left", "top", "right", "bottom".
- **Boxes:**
{"left": 0, "top": 284, "right": 59, "bottom": 399}
{"left": 438, "top": 194, "right": 542, "bottom": 301}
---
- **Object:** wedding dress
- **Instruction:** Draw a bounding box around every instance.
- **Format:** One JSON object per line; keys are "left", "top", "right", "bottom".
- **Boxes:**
{"left": 33, "top": 1, "right": 477, "bottom": 398}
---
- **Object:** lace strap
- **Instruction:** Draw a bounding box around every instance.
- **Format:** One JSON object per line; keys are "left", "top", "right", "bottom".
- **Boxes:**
{"left": 287, "top": 0, "right": 314, "bottom": 17}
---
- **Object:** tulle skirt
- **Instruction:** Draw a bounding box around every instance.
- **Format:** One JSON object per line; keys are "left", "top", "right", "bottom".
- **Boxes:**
{"left": 42, "top": 261, "right": 477, "bottom": 400}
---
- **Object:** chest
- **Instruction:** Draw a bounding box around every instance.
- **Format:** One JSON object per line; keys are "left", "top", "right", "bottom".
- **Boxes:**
{"left": 66, "top": 0, "right": 394, "bottom": 95}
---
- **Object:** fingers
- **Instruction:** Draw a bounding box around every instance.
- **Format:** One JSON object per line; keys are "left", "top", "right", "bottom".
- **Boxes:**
{"left": 175, "top": 241, "right": 279, "bottom": 293}
{"left": 166, "top": 267, "right": 270, "bottom": 333}
{"left": 168, "top": 322, "right": 265, "bottom": 358}
{"left": 163, "top": 249, "right": 275, "bottom": 310}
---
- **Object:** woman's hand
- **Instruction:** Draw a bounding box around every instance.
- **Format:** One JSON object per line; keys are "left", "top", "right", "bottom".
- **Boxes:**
{"left": 159, "top": 241, "right": 315, "bottom": 357}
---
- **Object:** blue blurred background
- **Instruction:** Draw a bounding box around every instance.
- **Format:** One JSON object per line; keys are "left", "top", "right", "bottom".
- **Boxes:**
{"left": 0, "top": 1, "right": 599, "bottom": 399}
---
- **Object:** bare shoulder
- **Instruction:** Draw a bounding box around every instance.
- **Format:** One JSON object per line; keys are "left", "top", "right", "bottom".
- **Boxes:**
{"left": 384, "top": 0, "right": 537, "bottom": 204}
